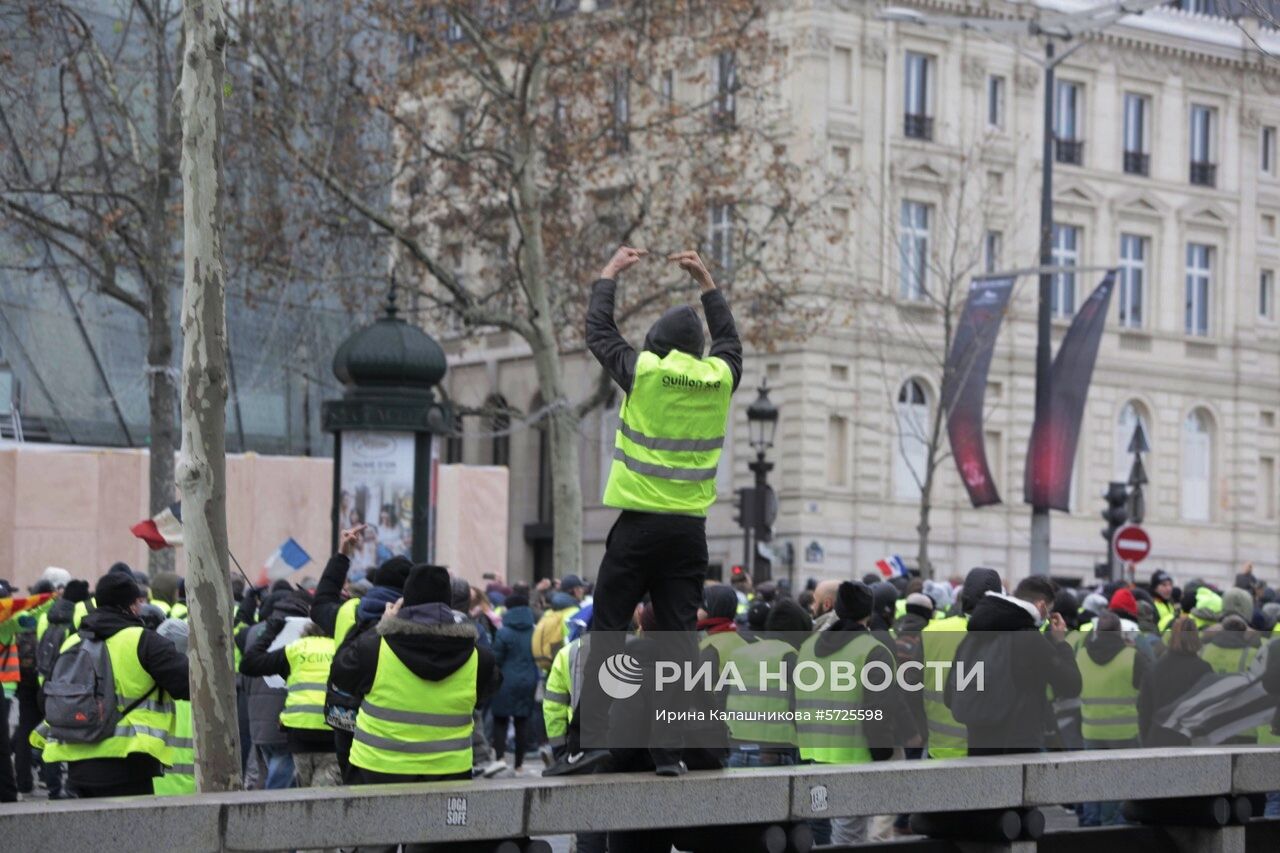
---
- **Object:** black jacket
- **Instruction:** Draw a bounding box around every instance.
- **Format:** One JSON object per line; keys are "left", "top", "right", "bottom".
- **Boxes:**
{"left": 310, "top": 553, "right": 352, "bottom": 638}
{"left": 59, "top": 607, "right": 190, "bottom": 790}
{"left": 585, "top": 279, "right": 743, "bottom": 395}
{"left": 1137, "top": 649, "right": 1213, "bottom": 745}
{"left": 330, "top": 604, "right": 499, "bottom": 707}
{"left": 946, "top": 593, "right": 1081, "bottom": 754}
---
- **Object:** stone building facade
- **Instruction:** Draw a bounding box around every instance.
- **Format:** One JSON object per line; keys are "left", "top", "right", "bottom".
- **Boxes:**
{"left": 437, "top": 0, "right": 1280, "bottom": 590}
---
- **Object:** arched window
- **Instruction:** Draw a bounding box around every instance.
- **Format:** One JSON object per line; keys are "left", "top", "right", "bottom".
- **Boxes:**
{"left": 1181, "top": 408, "right": 1213, "bottom": 521}
{"left": 485, "top": 394, "right": 511, "bottom": 467}
{"left": 1114, "top": 401, "right": 1150, "bottom": 483}
{"left": 893, "top": 379, "right": 930, "bottom": 499}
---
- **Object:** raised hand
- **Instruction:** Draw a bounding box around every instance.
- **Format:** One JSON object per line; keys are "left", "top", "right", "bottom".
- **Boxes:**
{"left": 667, "top": 250, "right": 715, "bottom": 292}
{"left": 601, "top": 246, "right": 647, "bottom": 280}
{"left": 339, "top": 524, "right": 367, "bottom": 558}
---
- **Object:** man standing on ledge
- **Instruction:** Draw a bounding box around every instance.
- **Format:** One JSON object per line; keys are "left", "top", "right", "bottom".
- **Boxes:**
{"left": 550, "top": 246, "right": 742, "bottom": 777}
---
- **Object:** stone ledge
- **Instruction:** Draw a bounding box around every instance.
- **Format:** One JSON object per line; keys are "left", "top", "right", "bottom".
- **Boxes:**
{"left": 790, "top": 756, "right": 1023, "bottom": 818}
{"left": 1021, "top": 749, "right": 1233, "bottom": 806}
{"left": 0, "top": 796, "right": 222, "bottom": 853}
{"left": 1228, "top": 747, "right": 1280, "bottom": 793}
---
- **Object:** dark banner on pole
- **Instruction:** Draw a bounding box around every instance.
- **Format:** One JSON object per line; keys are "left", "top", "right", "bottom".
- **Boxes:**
{"left": 1024, "top": 271, "right": 1116, "bottom": 511}
{"left": 942, "top": 276, "right": 1015, "bottom": 508}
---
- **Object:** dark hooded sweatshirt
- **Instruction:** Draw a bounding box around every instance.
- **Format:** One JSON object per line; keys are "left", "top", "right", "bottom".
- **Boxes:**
{"left": 330, "top": 603, "right": 500, "bottom": 735}
{"left": 60, "top": 607, "right": 190, "bottom": 792}
{"left": 1137, "top": 648, "right": 1212, "bottom": 745}
{"left": 945, "top": 592, "right": 1081, "bottom": 755}
{"left": 585, "top": 279, "right": 743, "bottom": 395}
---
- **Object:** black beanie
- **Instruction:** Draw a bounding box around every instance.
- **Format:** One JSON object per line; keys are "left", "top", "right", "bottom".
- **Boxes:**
{"left": 403, "top": 564, "right": 451, "bottom": 607}
{"left": 835, "top": 581, "right": 873, "bottom": 621}
{"left": 703, "top": 585, "right": 739, "bottom": 620}
{"left": 376, "top": 556, "right": 413, "bottom": 592}
{"left": 108, "top": 561, "right": 134, "bottom": 577}
{"left": 746, "top": 600, "right": 770, "bottom": 630}
{"left": 63, "top": 579, "right": 91, "bottom": 604}
{"left": 96, "top": 571, "right": 142, "bottom": 610}
{"left": 766, "top": 598, "right": 813, "bottom": 632}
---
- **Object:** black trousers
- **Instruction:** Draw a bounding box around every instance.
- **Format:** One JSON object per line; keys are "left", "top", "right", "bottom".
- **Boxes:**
{"left": 576, "top": 511, "right": 706, "bottom": 757}
{"left": 491, "top": 715, "right": 530, "bottom": 767}
{"left": 71, "top": 777, "right": 154, "bottom": 798}
{"left": 13, "top": 677, "right": 41, "bottom": 792}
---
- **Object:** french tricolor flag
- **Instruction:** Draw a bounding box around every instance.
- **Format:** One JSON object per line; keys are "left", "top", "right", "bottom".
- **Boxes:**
{"left": 259, "top": 538, "right": 313, "bottom": 585}
{"left": 130, "top": 502, "right": 183, "bottom": 550}
{"left": 876, "top": 555, "right": 910, "bottom": 578}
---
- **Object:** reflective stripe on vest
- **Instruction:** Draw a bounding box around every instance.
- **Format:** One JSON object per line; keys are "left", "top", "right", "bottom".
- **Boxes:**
{"left": 335, "top": 597, "right": 361, "bottom": 645}
{"left": 794, "top": 632, "right": 879, "bottom": 765}
{"left": 42, "top": 626, "right": 176, "bottom": 766}
{"left": 1076, "top": 643, "right": 1139, "bottom": 741}
{"left": 0, "top": 641, "right": 19, "bottom": 683}
{"left": 602, "top": 350, "right": 733, "bottom": 516}
{"left": 155, "top": 699, "right": 196, "bottom": 797}
{"left": 281, "top": 636, "right": 336, "bottom": 731}
{"left": 725, "top": 639, "right": 796, "bottom": 746}
{"left": 349, "top": 639, "right": 476, "bottom": 776}
{"left": 920, "top": 615, "right": 968, "bottom": 758}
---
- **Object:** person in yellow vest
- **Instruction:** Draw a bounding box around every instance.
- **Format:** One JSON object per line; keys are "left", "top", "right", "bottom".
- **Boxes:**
{"left": 240, "top": 590, "right": 340, "bottom": 788}
{"left": 920, "top": 567, "right": 1001, "bottom": 759}
{"left": 796, "top": 582, "right": 920, "bottom": 846}
{"left": 561, "top": 246, "right": 742, "bottom": 778}
{"left": 41, "top": 570, "right": 189, "bottom": 798}
{"left": 1149, "top": 569, "right": 1177, "bottom": 631}
{"left": 697, "top": 585, "right": 746, "bottom": 678}
{"left": 1076, "top": 611, "right": 1148, "bottom": 826}
{"left": 332, "top": 564, "right": 499, "bottom": 785}
{"left": 153, "top": 619, "right": 195, "bottom": 796}
{"left": 1201, "top": 588, "right": 1263, "bottom": 675}
{"left": 725, "top": 599, "right": 811, "bottom": 767}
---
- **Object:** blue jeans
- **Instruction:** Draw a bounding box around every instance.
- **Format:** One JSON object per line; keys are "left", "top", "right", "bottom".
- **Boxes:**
{"left": 1265, "top": 791, "right": 1280, "bottom": 818}
{"left": 259, "top": 743, "right": 296, "bottom": 790}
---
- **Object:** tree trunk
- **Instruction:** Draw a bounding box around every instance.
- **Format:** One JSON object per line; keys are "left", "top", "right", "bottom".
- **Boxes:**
{"left": 177, "top": 0, "right": 241, "bottom": 793}
{"left": 146, "top": 285, "right": 177, "bottom": 576}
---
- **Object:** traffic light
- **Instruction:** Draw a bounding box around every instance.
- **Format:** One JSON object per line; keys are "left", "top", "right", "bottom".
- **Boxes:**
{"left": 1101, "top": 481, "right": 1129, "bottom": 548}
{"left": 733, "top": 487, "right": 758, "bottom": 530}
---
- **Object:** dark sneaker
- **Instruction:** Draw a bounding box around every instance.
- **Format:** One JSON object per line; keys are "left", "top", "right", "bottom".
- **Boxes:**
{"left": 542, "top": 749, "right": 613, "bottom": 777}
{"left": 654, "top": 760, "right": 687, "bottom": 777}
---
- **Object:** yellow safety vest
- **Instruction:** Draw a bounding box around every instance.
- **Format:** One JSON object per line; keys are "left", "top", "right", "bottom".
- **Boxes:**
{"left": 42, "top": 627, "right": 176, "bottom": 767}
{"left": 281, "top": 635, "right": 336, "bottom": 731}
{"left": 1076, "top": 644, "right": 1139, "bottom": 742}
{"left": 1201, "top": 640, "right": 1258, "bottom": 676}
{"left": 920, "top": 615, "right": 968, "bottom": 759}
{"left": 699, "top": 630, "right": 747, "bottom": 678}
{"left": 350, "top": 639, "right": 476, "bottom": 776}
{"left": 725, "top": 638, "right": 796, "bottom": 746}
{"left": 603, "top": 349, "right": 733, "bottom": 516}
{"left": 543, "top": 640, "right": 578, "bottom": 748}
{"left": 335, "top": 597, "right": 361, "bottom": 645}
{"left": 794, "top": 632, "right": 880, "bottom": 765}
{"left": 155, "top": 699, "right": 195, "bottom": 796}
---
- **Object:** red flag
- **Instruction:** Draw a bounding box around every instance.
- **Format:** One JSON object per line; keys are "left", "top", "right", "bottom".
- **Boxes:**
{"left": 0, "top": 593, "right": 54, "bottom": 624}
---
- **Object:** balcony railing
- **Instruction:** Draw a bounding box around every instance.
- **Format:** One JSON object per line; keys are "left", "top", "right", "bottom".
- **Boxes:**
{"left": 1054, "top": 137, "right": 1084, "bottom": 166}
{"left": 904, "top": 113, "right": 933, "bottom": 141}
{"left": 1123, "top": 151, "right": 1149, "bottom": 176}
{"left": 1190, "top": 161, "right": 1217, "bottom": 187}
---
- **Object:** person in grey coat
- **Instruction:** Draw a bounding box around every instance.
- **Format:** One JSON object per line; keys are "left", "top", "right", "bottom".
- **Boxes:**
{"left": 490, "top": 595, "right": 539, "bottom": 772}
{"left": 239, "top": 590, "right": 306, "bottom": 788}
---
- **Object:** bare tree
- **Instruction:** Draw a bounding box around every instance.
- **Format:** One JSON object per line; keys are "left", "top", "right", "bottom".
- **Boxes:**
{"left": 858, "top": 143, "right": 1032, "bottom": 577}
{"left": 177, "top": 0, "right": 240, "bottom": 792}
{"left": 0, "top": 2, "right": 183, "bottom": 572}
{"left": 242, "top": 0, "right": 834, "bottom": 578}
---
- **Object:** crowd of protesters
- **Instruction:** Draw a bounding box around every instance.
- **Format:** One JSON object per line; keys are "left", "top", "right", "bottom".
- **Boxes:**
{"left": 3, "top": 549, "right": 1280, "bottom": 851}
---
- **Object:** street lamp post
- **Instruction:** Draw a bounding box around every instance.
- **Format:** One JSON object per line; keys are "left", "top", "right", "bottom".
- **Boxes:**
{"left": 881, "top": 1, "right": 1168, "bottom": 576}
{"left": 746, "top": 379, "right": 779, "bottom": 586}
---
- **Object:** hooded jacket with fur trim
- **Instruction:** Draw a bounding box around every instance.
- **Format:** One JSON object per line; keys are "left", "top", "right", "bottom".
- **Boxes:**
{"left": 330, "top": 603, "right": 500, "bottom": 705}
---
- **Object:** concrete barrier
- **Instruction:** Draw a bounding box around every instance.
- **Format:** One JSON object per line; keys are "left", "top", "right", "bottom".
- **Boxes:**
{"left": 1, "top": 748, "right": 1276, "bottom": 852}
